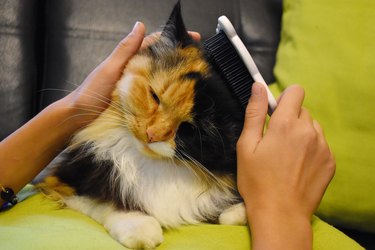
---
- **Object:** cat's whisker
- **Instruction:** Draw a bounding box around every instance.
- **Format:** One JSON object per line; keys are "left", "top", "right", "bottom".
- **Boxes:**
{"left": 59, "top": 104, "right": 131, "bottom": 127}
{"left": 41, "top": 83, "right": 128, "bottom": 114}
{"left": 207, "top": 121, "right": 226, "bottom": 156}
{"left": 38, "top": 88, "right": 74, "bottom": 94}
{"left": 64, "top": 80, "right": 80, "bottom": 88}
{"left": 71, "top": 104, "right": 126, "bottom": 118}
{"left": 66, "top": 107, "right": 122, "bottom": 121}
{"left": 40, "top": 87, "right": 124, "bottom": 114}
{"left": 66, "top": 98, "right": 135, "bottom": 125}
{"left": 58, "top": 109, "right": 129, "bottom": 130}
{"left": 174, "top": 142, "right": 222, "bottom": 188}
{"left": 78, "top": 93, "right": 125, "bottom": 112}
{"left": 176, "top": 148, "right": 236, "bottom": 192}
{"left": 65, "top": 81, "right": 119, "bottom": 108}
{"left": 59, "top": 114, "right": 97, "bottom": 127}
{"left": 172, "top": 153, "right": 205, "bottom": 184}
{"left": 193, "top": 124, "right": 204, "bottom": 160}
{"left": 177, "top": 152, "right": 218, "bottom": 187}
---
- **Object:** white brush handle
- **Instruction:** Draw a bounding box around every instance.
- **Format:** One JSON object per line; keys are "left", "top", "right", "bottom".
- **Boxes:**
{"left": 217, "top": 16, "right": 277, "bottom": 112}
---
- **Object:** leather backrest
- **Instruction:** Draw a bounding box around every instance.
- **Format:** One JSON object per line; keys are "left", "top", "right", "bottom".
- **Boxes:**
{"left": 0, "top": 0, "right": 41, "bottom": 139}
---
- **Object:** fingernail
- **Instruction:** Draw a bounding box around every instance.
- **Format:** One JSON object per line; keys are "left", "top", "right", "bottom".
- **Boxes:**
{"left": 131, "top": 21, "right": 141, "bottom": 33}
{"left": 252, "top": 82, "right": 262, "bottom": 96}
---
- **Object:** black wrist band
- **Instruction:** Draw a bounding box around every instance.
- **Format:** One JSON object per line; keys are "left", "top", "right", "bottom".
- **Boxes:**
{"left": 1, "top": 184, "right": 18, "bottom": 210}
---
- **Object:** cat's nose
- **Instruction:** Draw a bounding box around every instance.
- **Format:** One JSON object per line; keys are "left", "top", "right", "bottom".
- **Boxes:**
{"left": 146, "top": 127, "right": 156, "bottom": 143}
{"left": 146, "top": 127, "right": 174, "bottom": 143}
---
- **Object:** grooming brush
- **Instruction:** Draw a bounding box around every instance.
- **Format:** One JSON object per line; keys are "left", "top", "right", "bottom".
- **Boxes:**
{"left": 203, "top": 16, "right": 277, "bottom": 114}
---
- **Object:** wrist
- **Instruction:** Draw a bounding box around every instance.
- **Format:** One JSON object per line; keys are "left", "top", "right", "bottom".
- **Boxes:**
{"left": 47, "top": 98, "right": 83, "bottom": 134}
{"left": 0, "top": 97, "right": 85, "bottom": 195}
{"left": 242, "top": 193, "right": 313, "bottom": 223}
{"left": 59, "top": 90, "right": 109, "bottom": 130}
{"left": 245, "top": 204, "right": 313, "bottom": 250}
{"left": 247, "top": 205, "right": 312, "bottom": 227}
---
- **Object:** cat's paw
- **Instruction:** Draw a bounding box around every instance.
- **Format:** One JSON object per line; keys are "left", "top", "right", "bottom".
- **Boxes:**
{"left": 105, "top": 211, "right": 163, "bottom": 249}
{"left": 219, "top": 202, "right": 247, "bottom": 225}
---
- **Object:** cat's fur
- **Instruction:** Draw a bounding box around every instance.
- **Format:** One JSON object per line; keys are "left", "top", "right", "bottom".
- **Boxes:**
{"left": 38, "top": 2, "right": 247, "bottom": 248}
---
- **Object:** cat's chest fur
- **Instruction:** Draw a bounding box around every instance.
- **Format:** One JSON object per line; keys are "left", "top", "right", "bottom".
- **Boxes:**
{"left": 65, "top": 125, "right": 237, "bottom": 227}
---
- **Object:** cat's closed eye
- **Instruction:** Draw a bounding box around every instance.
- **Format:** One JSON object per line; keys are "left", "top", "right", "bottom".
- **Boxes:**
{"left": 150, "top": 88, "right": 160, "bottom": 104}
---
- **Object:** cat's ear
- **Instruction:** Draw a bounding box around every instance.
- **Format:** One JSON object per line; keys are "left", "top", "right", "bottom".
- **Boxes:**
{"left": 162, "top": 1, "right": 193, "bottom": 47}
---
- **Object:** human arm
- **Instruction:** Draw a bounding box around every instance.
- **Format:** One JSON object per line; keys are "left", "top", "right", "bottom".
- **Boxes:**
{"left": 237, "top": 83, "right": 336, "bottom": 249}
{"left": 0, "top": 22, "right": 146, "bottom": 205}
{"left": 0, "top": 22, "right": 201, "bottom": 206}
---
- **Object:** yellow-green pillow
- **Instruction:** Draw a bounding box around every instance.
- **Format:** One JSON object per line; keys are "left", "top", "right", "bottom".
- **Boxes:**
{"left": 273, "top": 0, "right": 375, "bottom": 232}
{"left": 0, "top": 190, "right": 362, "bottom": 249}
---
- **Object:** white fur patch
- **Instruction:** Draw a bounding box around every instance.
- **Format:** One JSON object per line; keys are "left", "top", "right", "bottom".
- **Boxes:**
{"left": 118, "top": 55, "right": 151, "bottom": 101}
{"left": 218, "top": 202, "right": 247, "bottom": 225}
{"left": 71, "top": 115, "right": 238, "bottom": 229}
{"left": 118, "top": 73, "right": 134, "bottom": 98}
{"left": 105, "top": 211, "right": 163, "bottom": 249}
{"left": 147, "top": 141, "right": 175, "bottom": 158}
{"left": 64, "top": 196, "right": 114, "bottom": 223}
{"left": 65, "top": 196, "right": 163, "bottom": 248}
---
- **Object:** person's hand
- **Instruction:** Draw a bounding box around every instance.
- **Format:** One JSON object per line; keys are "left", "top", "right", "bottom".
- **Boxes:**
{"left": 60, "top": 22, "right": 201, "bottom": 129}
{"left": 236, "top": 83, "right": 335, "bottom": 249}
{"left": 58, "top": 22, "right": 145, "bottom": 128}
{"left": 0, "top": 23, "right": 201, "bottom": 199}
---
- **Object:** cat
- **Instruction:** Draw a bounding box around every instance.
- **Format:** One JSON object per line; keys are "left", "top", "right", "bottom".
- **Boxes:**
{"left": 38, "top": 2, "right": 247, "bottom": 249}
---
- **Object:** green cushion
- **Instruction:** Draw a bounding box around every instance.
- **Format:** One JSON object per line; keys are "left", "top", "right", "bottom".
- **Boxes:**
{"left": 273, "top": 0, "right": 375, "bottom": 232}
{"left": 0, "top": 188, "right": 362, "bottom": 249}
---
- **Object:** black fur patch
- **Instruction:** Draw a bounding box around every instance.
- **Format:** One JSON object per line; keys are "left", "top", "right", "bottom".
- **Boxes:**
{"left": 160, "top": 1, "right": 244, "bottom": 174}
{"left": 53, "top": 145, "right": 144, "bottom": 211}
{"left": 162, "top": 0, "right": 193, "bottom": 48}
{"left": 175, "top": 69, "right": 243, "bottom": 173}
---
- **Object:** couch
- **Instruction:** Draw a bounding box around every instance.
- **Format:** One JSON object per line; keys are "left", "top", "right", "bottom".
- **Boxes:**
{"left": 0, "top": 0, "right": 374, "bottom": 249}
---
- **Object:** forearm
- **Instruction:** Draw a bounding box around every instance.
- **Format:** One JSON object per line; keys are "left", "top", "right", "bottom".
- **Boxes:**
{"left": 0, "top": 23, "right": 147, "bottom": 207}
{"left": 247, "top": 206, "right": 312, "bottom": 250}
{"left": 0, "top": 97, "right": 80, "bottom": 202}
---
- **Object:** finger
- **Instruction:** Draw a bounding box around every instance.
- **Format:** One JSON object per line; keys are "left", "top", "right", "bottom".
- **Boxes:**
{"left": 314, "top": 120, "right": 335, "bottom": 179}
{"left": 141, "top": 33, "right": 160, "bottom": 48}
{"left": 240, "top": 82, "right": 269, "bottom": 148}
{"left": 274, "top": 85, "right": 305, "bottom": 119}
{"left": 312, "top": 120, "right": 334, "bottom": 159}
{"left": 188, "top": 31, "right": 201, "bottom": 41}
{"left": 313, "top": 120, "right": 325, "bottom": 136}
{"left": 299, "top": 107, "right": 313, "bottom": 123}
{"left": 276, "top": 89, "right": 287, "bottom": 104}
{"left": 275, "top": 83, "right": 295, "bottom": 104}
{"left": 106, "top": 22, "right": 146, "bottom": 71}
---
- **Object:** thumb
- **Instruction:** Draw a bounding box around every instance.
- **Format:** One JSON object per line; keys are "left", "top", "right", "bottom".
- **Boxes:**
{"left": 241, "top": 82, "right": 269, "bottom": 148}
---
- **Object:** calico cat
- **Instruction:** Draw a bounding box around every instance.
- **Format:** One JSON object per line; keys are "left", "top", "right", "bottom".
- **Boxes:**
{"left": 38, "top": 2, "right": 247, "bottom": 249}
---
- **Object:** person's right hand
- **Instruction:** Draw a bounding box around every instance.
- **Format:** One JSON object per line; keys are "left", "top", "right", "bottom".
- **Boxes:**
{"left": 236, "top": 83, "right": 336, "bottom": 249}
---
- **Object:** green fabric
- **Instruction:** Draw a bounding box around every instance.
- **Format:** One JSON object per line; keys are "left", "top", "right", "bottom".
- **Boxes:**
{"left": 0, "top": 189, "right": 362, "bottom": 249}
{"left": 273, "top": 0, "right": 375, "bottom": 232}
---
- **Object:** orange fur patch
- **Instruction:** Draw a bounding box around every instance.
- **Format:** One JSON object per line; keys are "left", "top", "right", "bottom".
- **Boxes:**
{"left": 119, "top": 46, "right": 209, "bottom": 144}
{"left": 37, "top": 176, "right": 76, "bottom": 206}
{"left": 71, "top": 45, "right": 209, "bottom": 157}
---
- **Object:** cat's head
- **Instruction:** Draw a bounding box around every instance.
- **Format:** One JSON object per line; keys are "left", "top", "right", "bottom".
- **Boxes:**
{"left": 114, "top": 2, "right": 244, "bottom": 172}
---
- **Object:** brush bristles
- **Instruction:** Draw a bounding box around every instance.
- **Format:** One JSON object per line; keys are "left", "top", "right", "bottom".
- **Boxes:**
{"left": 203, "top": 31, "right": 254, "bottom": 109}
